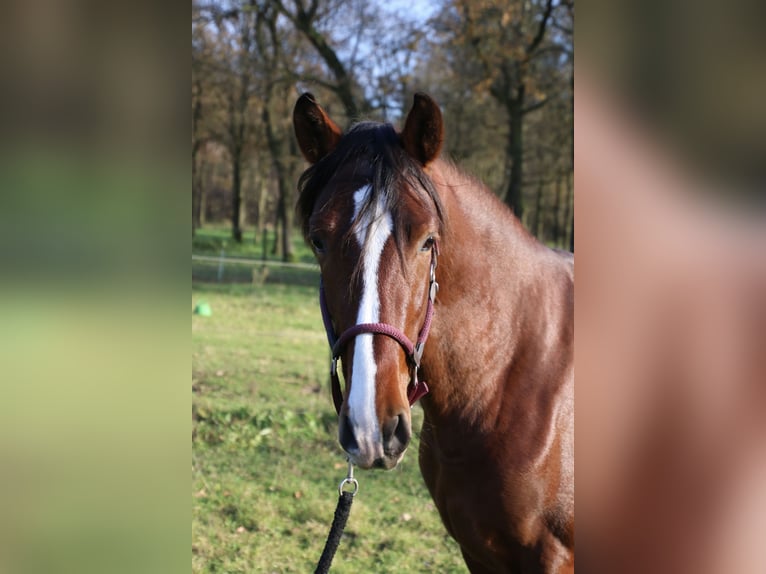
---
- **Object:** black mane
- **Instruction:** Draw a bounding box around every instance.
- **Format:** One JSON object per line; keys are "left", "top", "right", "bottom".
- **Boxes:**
{"left": 297, "top": 121, "right": 444, "bottom": 257}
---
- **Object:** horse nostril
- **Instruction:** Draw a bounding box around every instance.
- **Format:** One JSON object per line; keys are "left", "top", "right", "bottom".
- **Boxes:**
{"left": 382, "top": 413, "right": 411, "bottom": 456}
{"left": 338, "top": 414, "right": 359, "bottom": 453}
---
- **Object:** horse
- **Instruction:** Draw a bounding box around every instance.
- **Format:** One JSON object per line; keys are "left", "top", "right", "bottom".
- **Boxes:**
{"left": 293, "top": 92, "right": 574, "bottom": 573}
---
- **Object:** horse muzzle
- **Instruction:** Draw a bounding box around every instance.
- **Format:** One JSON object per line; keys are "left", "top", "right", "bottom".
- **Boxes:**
{"left": 338, "top": 411, "right": 411, "bottom": 470}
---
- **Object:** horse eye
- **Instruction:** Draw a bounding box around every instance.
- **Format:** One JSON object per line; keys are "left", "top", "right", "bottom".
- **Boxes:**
{"left": 420, "top": 236, "right": 434, "bottom": 252}
{"left": 310, "top": 236, "right": 326, "bottom": 253}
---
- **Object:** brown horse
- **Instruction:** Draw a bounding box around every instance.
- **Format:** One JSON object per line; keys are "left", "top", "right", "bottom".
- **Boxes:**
{"left": 293, "top": 92, "right": 574, "bottom": 573}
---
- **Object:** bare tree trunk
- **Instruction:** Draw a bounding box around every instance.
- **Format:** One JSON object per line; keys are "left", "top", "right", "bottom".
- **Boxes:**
{"left": 192, "top": 144, "right": 209, "bottom": 234}
{"left": 231, "top": 148, "right": 243, "bottom": 243}
{"left": 271, "top": 206, "right": 281, "bottom": 257}
{"left": 192, "top": 77, "right": 204, "bottom": 236}
{"left": 504, "top": 93, "right": 524, "bottom": 219}
{"left": 569, "top": 221, "right": 574, "bottom": 253}
{"left": 254, "top": 6, "right": 295, "bottom": 261}
{"left": 563, "top": 171, "right": 574, "bottom": 252}
{"left": 279, "top": 191, "right": 294, "bottom": 261}
{"left": 256, "top": 178, "right": 268, "bottom": 242}
{"left": 533, "top": 179, "right": 544, "bottom": 239}
{"left": 192, "top": 150, "right": 202, "bottom": 236}
{"left": 252, "top": 171, "right": 264, "bottom": 242}
{"left": 262, "top": 99, "right": 294, "bottom": 261}
{"left": 553, "top": 174, "right": 564, "bottom": 247}
{"left": 201, "top": 160, "right": 212, "bottom": 225}
{"left": 299, "top": 27, "right": 359, "bottom": 120}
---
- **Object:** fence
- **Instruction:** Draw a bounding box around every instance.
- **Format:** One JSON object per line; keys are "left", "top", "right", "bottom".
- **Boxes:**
{"left": 192, "top": 253, "right": 320, "bottom": 287}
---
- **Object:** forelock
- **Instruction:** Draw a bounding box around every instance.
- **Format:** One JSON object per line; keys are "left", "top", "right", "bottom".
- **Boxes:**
{"left": 297, "top": 121, "right": 444, "bottom": 259}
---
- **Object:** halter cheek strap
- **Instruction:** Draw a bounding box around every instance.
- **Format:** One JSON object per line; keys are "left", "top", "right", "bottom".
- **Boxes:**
{"left": 319, "top": 243, "right": 439, "bottom": 415}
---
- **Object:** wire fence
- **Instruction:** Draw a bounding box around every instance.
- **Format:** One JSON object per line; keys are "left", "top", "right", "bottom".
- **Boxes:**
{"left": 192, "top": 253, "right": 320, "bottom": 286}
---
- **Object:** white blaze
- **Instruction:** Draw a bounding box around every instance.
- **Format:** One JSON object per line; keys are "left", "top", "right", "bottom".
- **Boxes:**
{"left": 348, "top": 185, "right": 392, "bottom": 454}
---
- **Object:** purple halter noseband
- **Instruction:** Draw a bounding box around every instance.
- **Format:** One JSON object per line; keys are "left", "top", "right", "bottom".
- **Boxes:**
{"left": 319, "top": 242, "right": 439, "bottom": 414}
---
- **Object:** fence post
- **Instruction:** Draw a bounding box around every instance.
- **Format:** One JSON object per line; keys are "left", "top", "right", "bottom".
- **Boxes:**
{"left": 217, "top": 248, "right": 225, "bottom": 283}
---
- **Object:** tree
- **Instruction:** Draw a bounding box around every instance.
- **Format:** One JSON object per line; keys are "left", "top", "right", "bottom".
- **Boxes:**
{"left": 197, "top": 1, "right": 261, "bottom": 243}
{"left": 254, "top": 0, "right": 300, "bottom": 261}
{"left": 190, "top": 0, "right": 573, "bottom": 251}
{"left": 192, "top": 2, "right": 215, "bottom": 235}
{"left": 442, "top": 0, "right": 567, "bottom": 219}
{"left": 192, "top": 66, "right": 205, "bottom": 235}
{"left": 272, "top": 0, "right": 371, "bottom": 123}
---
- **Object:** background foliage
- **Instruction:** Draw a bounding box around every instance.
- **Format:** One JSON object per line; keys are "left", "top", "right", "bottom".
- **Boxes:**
{"left": 192, "top": 0, "right": 573, "bottom": 256}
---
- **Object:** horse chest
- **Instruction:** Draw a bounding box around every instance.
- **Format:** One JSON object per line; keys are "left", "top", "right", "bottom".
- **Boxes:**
{"left": 418, "top": 420, "right": 570, "bottom": 573}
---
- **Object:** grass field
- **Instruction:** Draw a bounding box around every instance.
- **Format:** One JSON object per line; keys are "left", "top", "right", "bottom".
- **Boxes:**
{"left": 192, "top": 278, "right": 467, "bottom": 572}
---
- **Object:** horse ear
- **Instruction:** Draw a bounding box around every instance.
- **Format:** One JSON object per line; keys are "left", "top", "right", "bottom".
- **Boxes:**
{"left": 293, "top": 93, "right": 343, "bottom": 164}
{"left": 401, "top": 93, "right": 444, "bottom": 166}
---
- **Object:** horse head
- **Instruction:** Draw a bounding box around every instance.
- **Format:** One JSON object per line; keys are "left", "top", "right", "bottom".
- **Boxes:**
{"left": 293, "top": 93, "right": 444, "bottom": 469}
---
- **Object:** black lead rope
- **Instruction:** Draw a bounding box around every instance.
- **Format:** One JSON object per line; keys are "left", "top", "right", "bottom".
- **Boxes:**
{"left": 314, "top": 461, "right": 358, "bottom": 574}
{"left": 314, "top": 491, "right": 354, "bottom": 574}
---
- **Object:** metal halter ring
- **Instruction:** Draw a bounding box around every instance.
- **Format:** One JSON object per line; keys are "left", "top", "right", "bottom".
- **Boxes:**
{"left": 338, "top": 477, "right": 359, "bottom": 497}
{"left": 338, "top": 459, "right": 359, "bottom": 497}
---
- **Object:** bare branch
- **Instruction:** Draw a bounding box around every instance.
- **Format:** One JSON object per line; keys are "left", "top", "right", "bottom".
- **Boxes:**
{"left": 552, "top": 21, "right": 573, "bottom": 36}
{"left": 522, "top": 96, "right": 550, "bottom": 115}
{"left": 293, "top": 74, "right": 339, "bottom": 92}
{"left": 307, "top": 0, "right": 319, "bottom": 20}
{"left": 526, "top": 0, "right": 554, "bottom": 55}
{"left": 529, "top": 44, "right": 572, "bottom": 61}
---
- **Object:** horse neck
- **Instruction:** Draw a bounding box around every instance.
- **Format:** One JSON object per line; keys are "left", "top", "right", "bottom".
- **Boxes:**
{"left": 421, "top": 161, "right": 555, "bottom": 428}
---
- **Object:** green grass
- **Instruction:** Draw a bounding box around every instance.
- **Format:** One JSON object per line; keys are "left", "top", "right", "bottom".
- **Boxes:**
{"left": 192, "top": 281, "right": 466, "bottom": 573}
